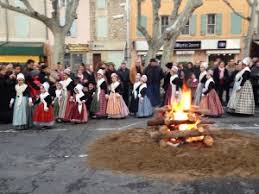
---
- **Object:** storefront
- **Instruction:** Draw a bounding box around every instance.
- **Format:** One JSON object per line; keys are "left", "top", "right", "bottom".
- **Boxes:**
{"left": 0, "top": 42, "right": 44, "bottom": 64}
{"left": 64, "top": 44, "right": 89, "bottom": 70}
{"left": 135, "top": 39, "right": 241, "bottom": 64}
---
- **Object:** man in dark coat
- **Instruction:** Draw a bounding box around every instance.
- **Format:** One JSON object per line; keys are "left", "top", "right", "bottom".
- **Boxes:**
{"left": 117, "top": 62, "right": 130, "bottom": 106}
{"left": 144, "top": 58, "right": 164, "bottom": 107}
{"left": 251, "top": 59, "right": 259, "bottom": 106}
{"left": 213, "top": 61, "right": 230, "bottom": 104}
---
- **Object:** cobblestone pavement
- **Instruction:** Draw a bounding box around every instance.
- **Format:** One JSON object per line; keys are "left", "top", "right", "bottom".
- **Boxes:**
{"left": 0, "top": 109, "right": 259, "bottom": 194}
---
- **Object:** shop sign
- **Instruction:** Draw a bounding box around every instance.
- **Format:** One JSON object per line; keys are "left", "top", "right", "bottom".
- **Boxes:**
{"left": 174, "top": 41, "right": 201, "bottom": 50}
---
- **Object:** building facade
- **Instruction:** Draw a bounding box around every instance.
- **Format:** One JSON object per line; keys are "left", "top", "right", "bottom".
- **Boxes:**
{"left": 0, "top": 0, "right": 91, "bottom": 68}
{"left": 130, "top": 0, "right": 250, "bottom": 64}
{"left": 0, "top": 0, "right": 47, "bottom": 63}
{"left": 89, "top": 0, "right": 127, "bottom": 69}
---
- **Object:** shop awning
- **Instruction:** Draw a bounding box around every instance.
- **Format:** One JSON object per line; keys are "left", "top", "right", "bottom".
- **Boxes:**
{"left": 0, "top": 55, "right": 40, "bottom": 63}
{"left": 0, "top": 42, "right": 44, "bottom": 56}
{"left": 206, "top": 50, "right": 240, "bottom": 55}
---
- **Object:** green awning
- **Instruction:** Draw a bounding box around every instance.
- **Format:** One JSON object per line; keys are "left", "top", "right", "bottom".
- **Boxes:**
{"left": 0, "top": 42, "right": 44, "bottom": 55}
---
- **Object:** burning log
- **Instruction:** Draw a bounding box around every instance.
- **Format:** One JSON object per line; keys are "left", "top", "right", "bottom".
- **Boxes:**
{"left": 150, "top": 128, "right": 210, "bottom": 141}
{"left": 147, "top": 118, "right": 215, "bottom": 127}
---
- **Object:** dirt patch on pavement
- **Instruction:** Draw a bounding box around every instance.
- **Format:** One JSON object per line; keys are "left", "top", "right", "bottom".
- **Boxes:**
{"left": 87, "top": 128, "right": 259, "bottom": 181}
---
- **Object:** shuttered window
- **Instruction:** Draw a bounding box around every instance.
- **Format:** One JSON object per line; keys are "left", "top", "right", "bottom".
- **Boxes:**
{"left": 96, "top": 16, "right": 108, "bottom": 38}
{"left": 231, "top": 13, "right": 242, "bottom": 34}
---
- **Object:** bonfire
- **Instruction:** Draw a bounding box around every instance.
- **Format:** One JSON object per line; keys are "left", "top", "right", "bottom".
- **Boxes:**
{"left": 148, "top": 86, "right": 214, "bottom": 147}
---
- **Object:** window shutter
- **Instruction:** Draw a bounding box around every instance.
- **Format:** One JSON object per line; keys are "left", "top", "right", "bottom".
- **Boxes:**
{"left": 231, "top": 12, "right": 242, "bottom": 34}
{"left": 15, "top": 16, "right": 29, "bottom": 38}
{"left": 201, "top": 15, "right": 207, "bottom": 35}
{"left": 70, "top": 21, "right": 77, "bottom": 38}
{"left": 96, "top": 16, "right": 108, "bottom": 38}
{"left": 216, "top": 14, "right": 223, "bottom": 35}
{"left": 190, "top": 15, "right": 197, "bottom": 36}
{"left": 137, "top": 16, "right": 147, "bottom": 37}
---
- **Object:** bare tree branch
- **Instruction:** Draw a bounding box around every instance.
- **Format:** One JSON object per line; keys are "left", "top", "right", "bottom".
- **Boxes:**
{"left": 137, "top": 0, "right": 152, "bottom": 43}
{"left": 151, "top": 0, "right": 161, "bottom": 38}
{"left": 64, "top": 0, "right": 80, "bottom": 31}
{"left": 0, "top": 0, "right": 52, "bottom": 27}
{"left": 223, "top": 0, "right": 251, "bottom": 21}
{"left": 21, "top": 0, "right": 34, "bottom": 11}
{"left": 170, "top": 0, "right": 182, "bottom": 24}
{"left": 164, "top": 0, "right": 203, "bottom": 39}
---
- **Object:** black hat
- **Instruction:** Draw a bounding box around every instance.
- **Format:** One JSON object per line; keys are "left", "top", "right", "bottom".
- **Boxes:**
{"left": 166, "top": 62, "right": 173, "bottom": 69}
{"left": 150, "top": 58, "right": 157, "bottom": 63}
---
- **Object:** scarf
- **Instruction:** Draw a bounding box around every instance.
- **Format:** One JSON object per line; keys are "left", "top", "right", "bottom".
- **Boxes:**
{"left": 75, "top": 91, "right": 85, "bottom": 114}
{"left": 40, "top": 92, "right": 50, "bottom": 111}
{"left": 199, "top": 71, "right": 207, "bottom": 82}
{"left": 219, "top": 67, "right": 225, "bottom": 79}
{"left": 203, "top": 78, "right": 214, "bottom": 93}
{"left": 133, "top": 81, "right": 141, "bottom": 99}
{"left": 138, "top": 83, "right": 147, "bottom": 98}
{"left": 110, "top": 81, "right": 120, "bottom": 93}
{"left": 170, "top": 74, "right": 178, "bottom": 85}
{"left": 63, "top": 78, "right": 73, "bottom": 91}
{"left": 55, "top": 89, "right": 63, "bottom": 99}
{"left": 15, "top": 84, "right": 28, "bottom": 107}
{"left": 97, "top": 78, "right": 105, "bottom": 101}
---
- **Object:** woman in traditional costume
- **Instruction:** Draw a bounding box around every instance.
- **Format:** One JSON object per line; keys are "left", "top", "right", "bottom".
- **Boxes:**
{"left": 33, "top": 82, "right": 54, "bottom": 128}
{"left": 106, "top": 73, "right": 129, "bottom": 119}
{"left": 227, "top": 58, "right": 255, "bottom": 115}
{"left": 90, "top": 69, "right": 108, "bottom": 118}
{"left": 137, "top": 75, "right": 153, "bottom": 118}
{"left": 129, "top": 73, "right": 141, "bottom": 115}
{"left": 164, "top": 65, "right": 181, "bottom": 106}
{"left": 58, "top": 68, "right": 75, "bottom": 121}
{"left": 10, "top": 73, "right": 33, "bottom": 130}
{"left": 194, "top": 62, "right": 208, "bottom": 106}
{"left": 53, "top": 81, "right": 64, "bottom": 121}
{"left": 70, "top": 84, "right": 88, "bottom": 123}
{"left": 199, "top": 70, "right": 224, "bottom": 117}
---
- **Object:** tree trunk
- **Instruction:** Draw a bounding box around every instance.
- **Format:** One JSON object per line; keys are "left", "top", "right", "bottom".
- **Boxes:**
{"left": 243, "top": 3, "right": 257, "bottom": 58}
{"left": 161, "top": 37, "right": 177, "bottom": 68}
{"left": 144, "top": 46, "right": 159, "bottom": 66}
{"left": 53, "top": 31, "right": 66, "bottom": 65}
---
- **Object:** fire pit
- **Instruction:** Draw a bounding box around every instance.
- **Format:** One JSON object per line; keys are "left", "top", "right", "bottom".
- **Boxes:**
{"left": 148, "top": 87, "right": 215, "bottom": 147}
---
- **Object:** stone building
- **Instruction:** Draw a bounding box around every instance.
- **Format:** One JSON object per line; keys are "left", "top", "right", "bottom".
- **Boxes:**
{"left": 130, "top": 0, "right": 250, "bottom": 64}
{"left": 89, "top": 0, "right": 127, "bottom": 69}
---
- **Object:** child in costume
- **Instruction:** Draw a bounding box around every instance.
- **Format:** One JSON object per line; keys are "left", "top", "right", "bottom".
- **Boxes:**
{"left": 10, "top": 73, "right": 33, "bottom": 130}
{"left": 129, "top": 73, "right": 141, "bottom": 115}
{"left": 33, "top": 82, "right": 55, "bottom": 128}
{"left": 90, "top": 69, "right": 108, "bottom": 118}
{"left": 53, "top": 81, "right": 64, "bottom": 121}
{"left": 199, "top": 70, "right": 224, "bottom": 117}
{"left": 137, "top": 75, "right": 153, "bottom": 118}
{"left": 70, "top": 84, "right": 88, "bottom": 123}
{"left": 106, "top": 73, "right": 129, "bottom": 118}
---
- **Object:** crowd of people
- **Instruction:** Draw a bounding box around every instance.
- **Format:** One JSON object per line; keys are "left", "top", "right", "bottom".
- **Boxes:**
{"left": 0, "top": 56, "right": 258, "bottom": 129}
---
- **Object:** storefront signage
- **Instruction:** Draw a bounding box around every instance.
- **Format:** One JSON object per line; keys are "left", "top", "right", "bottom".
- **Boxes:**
{"left": 174, "top": 41, "right": 201, "bottom": 50}
{"left": 218, "top": 41, "right": 227, "bottom": 49}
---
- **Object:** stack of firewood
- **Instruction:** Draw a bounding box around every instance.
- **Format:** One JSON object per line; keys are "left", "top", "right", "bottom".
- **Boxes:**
{"left": 147, "top": 106, "right": 215, "bottom": 147}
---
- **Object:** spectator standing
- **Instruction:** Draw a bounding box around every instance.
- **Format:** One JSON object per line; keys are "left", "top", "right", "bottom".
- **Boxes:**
{"left": 143, "top": 58, "right": 164, "bottom": 107}
{"left": 213, "top": 61, "right": 230, "bottom": 104}
{"left": 250, "top": 59, "right": 259, "bottom": 106}
{"left": 117, "top": 62, "right": 130, "bottom": 106}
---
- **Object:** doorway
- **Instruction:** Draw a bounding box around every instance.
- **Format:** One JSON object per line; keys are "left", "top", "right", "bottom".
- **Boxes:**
{"left": 93, "top": 53, "right": 102, "bottom": 71}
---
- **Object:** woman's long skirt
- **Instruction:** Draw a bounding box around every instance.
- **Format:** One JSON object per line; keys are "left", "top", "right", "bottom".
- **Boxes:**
{"left": 12, "top": 97, "right": 33, "bottom": 129}
{"left": 90, "top": 90, "right": 107, "bottom": 118}
{"left": 199, "top": 89, "right": 224, "bottom": 117}
{"left": 194, "top": 83, "right": 204, "bottom": 106}
{"left": 53, "top": 98, "right": 60, "bottom": 119}
{"left": 129, "top": 95, "right": 139, "bottom": 114}
{"left": 227, "top": 80, "right": 241, "bottom": 112}
{"left": 33, "top": 103, "right": 54, "bottom": 126}
{"left": 235, "top": 81, "right": 255, "bottom": 115}
{"left": 59, "top": 92, "right": 73, "bottom": 121}
{"left": 106, "top": 93, "right": 129, "bottom": 118}
{"left": 70, "top": 103, "right": 88, "bottom": 123}
{"left": 137, "top": 96, "right": 153, "bottom": 118}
